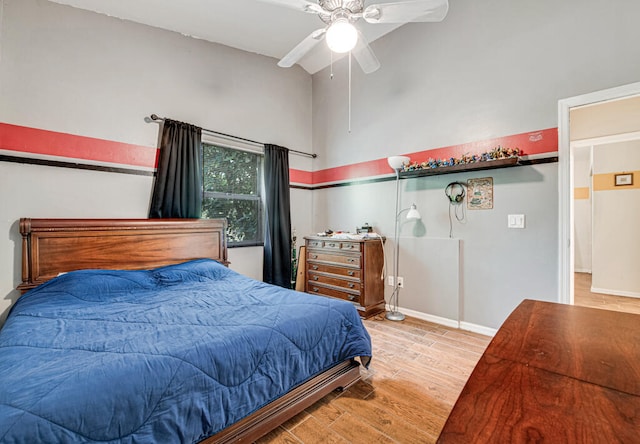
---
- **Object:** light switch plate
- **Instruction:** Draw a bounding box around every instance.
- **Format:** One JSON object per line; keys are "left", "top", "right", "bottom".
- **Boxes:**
{"left": 508, "top": 214, "right": 525, "bottom": 229}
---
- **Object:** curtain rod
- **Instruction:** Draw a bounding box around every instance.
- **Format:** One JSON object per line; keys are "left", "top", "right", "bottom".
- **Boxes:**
{"left": 149, "top": 114, "right": 317, "bottom": 159}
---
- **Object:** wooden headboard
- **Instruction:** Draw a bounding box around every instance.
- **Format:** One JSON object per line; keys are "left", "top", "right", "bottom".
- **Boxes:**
{"left": 18, "top": 218, "right": 228, "bottom": 293}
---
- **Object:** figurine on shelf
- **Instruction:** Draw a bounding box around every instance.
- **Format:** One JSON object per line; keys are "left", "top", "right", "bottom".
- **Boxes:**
{"left": 400, "top": 145, "right": 520, "bottom": 172}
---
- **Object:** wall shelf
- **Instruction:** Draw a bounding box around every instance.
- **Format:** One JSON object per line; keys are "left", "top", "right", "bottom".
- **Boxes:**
{"left": 399, "top": 157, "right": 520, "bottom": 178}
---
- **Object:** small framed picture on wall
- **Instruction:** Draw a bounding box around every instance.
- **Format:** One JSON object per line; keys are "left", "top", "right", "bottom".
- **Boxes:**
{"left": 614, "top": 173, "right": 633, "bottom": 186}
{"left": 467, "top": 177, "right": 493, "bottom": 209}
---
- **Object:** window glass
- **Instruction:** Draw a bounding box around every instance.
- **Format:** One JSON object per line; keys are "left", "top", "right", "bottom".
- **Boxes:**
{"left": 202, "top": 144, "right": 263, "bottom": 246}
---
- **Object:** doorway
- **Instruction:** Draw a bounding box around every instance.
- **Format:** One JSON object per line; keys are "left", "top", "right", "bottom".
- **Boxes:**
{"left": 558, "top": 82, "right": 640, "bottom": 307}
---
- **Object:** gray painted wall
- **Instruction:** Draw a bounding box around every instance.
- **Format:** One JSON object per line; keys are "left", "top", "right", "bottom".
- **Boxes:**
{"left": 0, "top": 0, "right": 314, "bottom": 323}
{"left": 312, "top": 0, "right": 640, "bottom": 329}
{"left": 312, "top": 164, "right": 558, "bottom": 330}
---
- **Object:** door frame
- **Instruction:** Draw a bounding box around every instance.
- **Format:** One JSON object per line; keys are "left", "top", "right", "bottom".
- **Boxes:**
{"left": 558, "top": 81, "right": 640, "bottom": 305}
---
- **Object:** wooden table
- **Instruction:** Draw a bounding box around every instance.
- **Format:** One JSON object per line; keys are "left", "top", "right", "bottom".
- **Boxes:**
{"left": 438, "top": 299, "right": 640, "bottom": 443}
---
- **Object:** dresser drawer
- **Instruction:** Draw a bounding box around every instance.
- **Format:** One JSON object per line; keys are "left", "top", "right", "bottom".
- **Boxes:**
{"left": 323, "top": 240, "right": 341, "bottom": 250}
{"left": 340, "top": 242, "right": 361, "bottom": 252}
{"left": 307, "top": 283, "right": 360, "bottom": 303}
{"left": 321, "top": 241, "right": 362, "bottom": 252}
{"left": 307, "top": 251, "right": 361, "bottom": 267}
{"left": 307, "top": 239, "right": 325, "bottom": 249}
{"left": 308, "top": 272, "right": 362, "bottom": 292}
{"left": 307, "top": 263, "right": 362, "bottom": 279}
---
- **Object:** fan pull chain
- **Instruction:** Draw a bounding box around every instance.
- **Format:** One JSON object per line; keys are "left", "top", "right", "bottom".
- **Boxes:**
{"left": 348, "top": 51, "right": 352, "bottom": 133}
{"left": 330, "top": 51, "right": 334, "bottom": 80}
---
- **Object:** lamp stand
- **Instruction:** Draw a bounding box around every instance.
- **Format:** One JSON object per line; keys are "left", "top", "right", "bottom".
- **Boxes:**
{"left": 386, "top": 168, "right": 405, "bottom": 321}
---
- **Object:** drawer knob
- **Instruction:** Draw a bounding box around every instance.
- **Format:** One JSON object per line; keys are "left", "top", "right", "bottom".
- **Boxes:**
{"left": 347, "top": 271, "right": 354, "bottom": 276}
{"left": 348, "top": 258, "right": 355, "bottom": 263}
{"left": 348, "top": 294, "right": 356, "bottom": 301}
{"left": 328, "top": 242, "right": 336, "bottom": 247}
{"left": 348, "top": 283, "right": 355, "bottom": 288}
{"left": 311, "top": 254, "right": 317, "bottom": 259}
{"left": 312, "top": 265, "right": 319, "bottom": 270}
{"left": 312, "top": 287, "right": 319, "bottom": 292}
{"left": 313, "top": 276, "right": 319, "bottom": 281}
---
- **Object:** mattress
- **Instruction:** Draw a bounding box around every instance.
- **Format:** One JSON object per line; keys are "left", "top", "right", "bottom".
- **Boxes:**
{"left": 0, "top": 259, "right": 372, "bottom": 443}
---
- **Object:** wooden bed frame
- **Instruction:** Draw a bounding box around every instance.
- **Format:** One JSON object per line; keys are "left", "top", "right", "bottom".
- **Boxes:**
{"left": 17, "top": 218, "right": 362, "bottom": 443}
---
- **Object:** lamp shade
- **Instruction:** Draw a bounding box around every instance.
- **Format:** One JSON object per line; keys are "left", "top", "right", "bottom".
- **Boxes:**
{"left": 406, "top": 204, "right": 421, "bottom": 220}
{"left": 387, "top": 155, "right": 410, "bottom": 171}
{"left": 325, "top": 19, "right": 358, "bottom": 53}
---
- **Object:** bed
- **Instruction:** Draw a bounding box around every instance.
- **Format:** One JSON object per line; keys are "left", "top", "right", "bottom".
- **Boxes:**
{"left": 0, "top": 218, "right": 372, "bottom": 443}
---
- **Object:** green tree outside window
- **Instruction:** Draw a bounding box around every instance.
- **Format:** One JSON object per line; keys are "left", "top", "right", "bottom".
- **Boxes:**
{"left": 202, "top": 144, "right": 263, "bottom": 246}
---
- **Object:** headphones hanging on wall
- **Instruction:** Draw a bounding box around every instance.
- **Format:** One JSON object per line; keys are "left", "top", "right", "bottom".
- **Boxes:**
{"left": 445, "top": 182, "right": 466, "bottom": 204}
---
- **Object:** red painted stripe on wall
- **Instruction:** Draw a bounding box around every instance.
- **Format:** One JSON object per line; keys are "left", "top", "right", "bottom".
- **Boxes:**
{"left": 312, "top": 128, "right": 558, "bottom": 184}
{"left": 0, "top": 122, "right": 314, "bottom": 182}
{"left": 0, "top": 122, "right": 158, "bottom": 168}
{"left": 312, "top": 158, "right": 391, "bottom": 184}
{"left": 1, "top": 123, "right": 558, "bottom": 186}
{"left": 289, "top": 168, "right": 313, "bottom": 185}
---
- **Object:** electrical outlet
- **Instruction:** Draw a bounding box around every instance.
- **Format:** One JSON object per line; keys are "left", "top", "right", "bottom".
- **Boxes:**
{"left": 397, "top": 277, "right": 404, "bottom": 288}
{"left": 388, "top": 276, "right": 394, "bottom": 286}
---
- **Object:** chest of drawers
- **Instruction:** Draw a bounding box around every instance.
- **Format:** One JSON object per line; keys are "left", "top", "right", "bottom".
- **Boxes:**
{"left": 304, "top": 236, "right": 385, "bottom": 318}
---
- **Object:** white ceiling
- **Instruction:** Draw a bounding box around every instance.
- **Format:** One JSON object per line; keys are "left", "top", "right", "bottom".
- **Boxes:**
{"left": 47, "top": 0, "right": 404, "bottom": 74}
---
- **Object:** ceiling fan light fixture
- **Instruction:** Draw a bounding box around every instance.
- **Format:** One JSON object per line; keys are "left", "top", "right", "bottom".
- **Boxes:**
{"left": 325, "top": 18, "right": 358, "bottom": 53}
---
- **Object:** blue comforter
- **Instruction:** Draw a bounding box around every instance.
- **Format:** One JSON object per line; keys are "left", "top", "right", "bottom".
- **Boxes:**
{"left": 0, "top": 259, "right": 372, "bottom": 443}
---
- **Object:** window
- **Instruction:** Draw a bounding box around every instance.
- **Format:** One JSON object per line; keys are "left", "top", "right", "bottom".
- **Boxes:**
{"left": 202, "top": 143, "right": 263, "bottom": 246}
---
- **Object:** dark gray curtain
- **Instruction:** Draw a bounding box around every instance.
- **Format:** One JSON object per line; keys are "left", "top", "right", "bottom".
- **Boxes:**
{"left": 149, "top": 119, "right": 203, "bottom": 218}
{"left": 263, "top": 144, "right": 292, "bottom": 288}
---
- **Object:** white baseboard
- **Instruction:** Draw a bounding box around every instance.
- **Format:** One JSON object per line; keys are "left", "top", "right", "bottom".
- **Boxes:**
{"left": 459, "top": 321, "right": 497, "bottom": 337}
{"left": 574, "top": 268, "right": 591, "bottom": 274}
{"left": 590, "top": 287, "right": 640, "bottom": 299}
{"left": 398, "top": 306, "right": 459, "bottom": 329}
{"left": 386, "top": 305, "right": 495, "bottom": 336}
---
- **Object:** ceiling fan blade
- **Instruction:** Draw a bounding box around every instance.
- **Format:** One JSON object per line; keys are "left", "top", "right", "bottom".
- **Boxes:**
{"left": 363, "top": 0, "right": 449, "bottom": 24}
{"left": 352, "top": 34, "right": 380, "bottom": 74}
{"left": 278, "top": 28, "right": 327, "bottom": 68}
{"left": 256, "top": 0, "right": 324, "bottom": 14}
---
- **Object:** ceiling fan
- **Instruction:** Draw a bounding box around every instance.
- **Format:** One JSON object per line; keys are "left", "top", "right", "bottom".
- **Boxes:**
{"left": 259, "top": 0, "right": 449, "bottom": 74}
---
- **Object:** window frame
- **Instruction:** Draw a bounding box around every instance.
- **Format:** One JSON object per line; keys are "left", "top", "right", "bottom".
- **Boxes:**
{"left": 201, "top": 142, "right": 264, "bottom": 248}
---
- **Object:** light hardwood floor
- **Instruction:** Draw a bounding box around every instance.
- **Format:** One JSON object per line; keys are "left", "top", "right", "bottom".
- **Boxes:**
{"left": 574, "top": 272, "right": 640, "bottom": 315}
{"left": 257, "top": 315, "right": 491, "bottom": 444}
{"left": 255, "top": 275, "right": 640, "bottom": 443}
